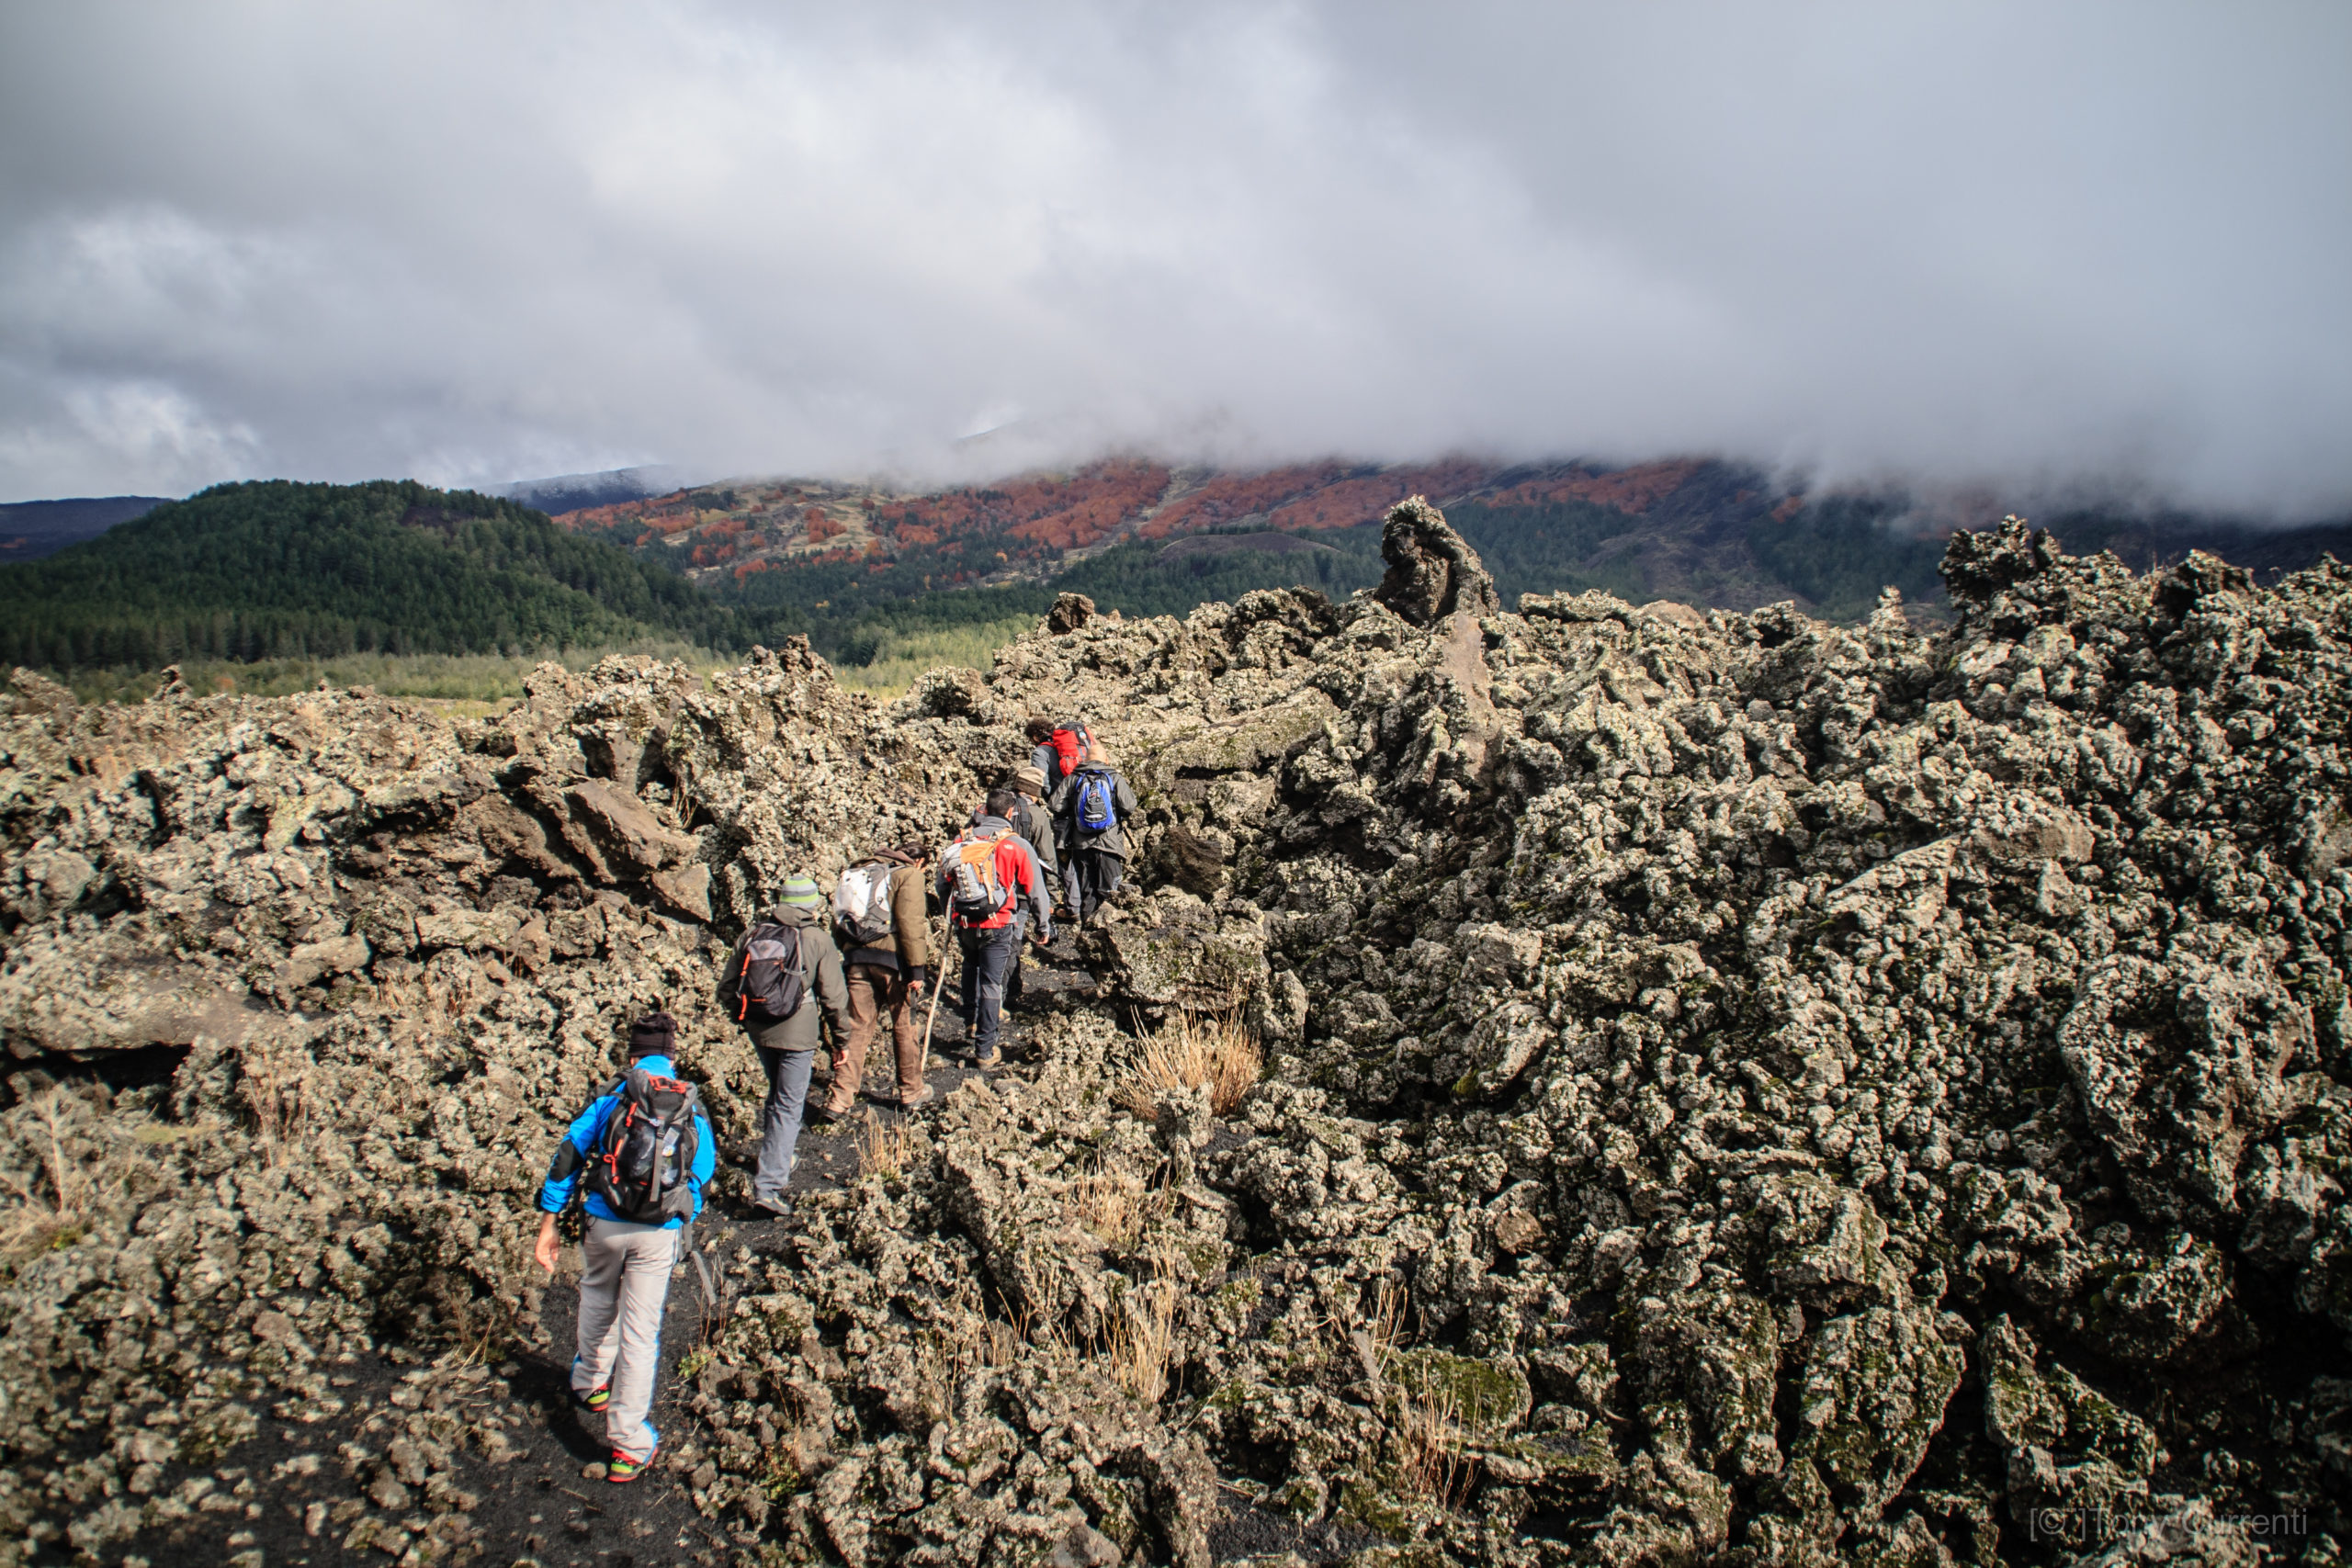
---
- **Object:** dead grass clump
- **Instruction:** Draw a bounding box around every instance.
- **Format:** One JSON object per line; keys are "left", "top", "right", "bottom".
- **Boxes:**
{"left": 1393, "top": 1379, "right": 1477, "bottom": 1511}
{"left": 1359, "top": 1279, "right": 1478, "bottom": 1512}
{"left": 0, "top": 1090, "right": 93, "bottom": 1257}
{"left": 855, "top": 1112, "right": 915, "bottom": 1180}
{"left": 1068, "top": 1163, "right": 1171, "bottom": 1253}
{"left": 1369, "top": 1276, "right": 1408, "bottom": 1359}
{"left": 0, "top": 1089, "right": 163, "bottom": 1261}
{"left": 238, "top": 1039, "right": 320, "bottom": 1166}
{"left": 1114, "top": 1011, "right": 1261, "bottom": 1119}
{"left": 906, "top": 1284, "right": 999, "bottom": 1427}
{"left": 1105, "top": 1281, "right": 1180, "bottom": 1405}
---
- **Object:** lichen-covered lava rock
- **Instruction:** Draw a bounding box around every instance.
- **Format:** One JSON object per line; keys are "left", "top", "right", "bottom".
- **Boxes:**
{"left": 4, "top": 502, "right": 2350, "bottom": 1565}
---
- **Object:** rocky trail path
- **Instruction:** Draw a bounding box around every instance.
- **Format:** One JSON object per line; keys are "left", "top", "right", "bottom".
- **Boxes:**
{"left": 94, "top": 1343, "right": 723, "bottom": 1567}
{"left": 95, "top": 941, "right": 1124, "bottom": 1568}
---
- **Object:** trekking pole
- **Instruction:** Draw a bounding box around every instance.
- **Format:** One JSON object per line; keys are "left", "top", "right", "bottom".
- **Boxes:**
{"left": 920, "top": 915, "right": 952, "bottom": 1075}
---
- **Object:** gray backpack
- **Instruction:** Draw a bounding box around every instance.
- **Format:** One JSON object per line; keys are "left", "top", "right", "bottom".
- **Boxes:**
{"left": 833, "top": 863, "right": 897, "bottom": 948}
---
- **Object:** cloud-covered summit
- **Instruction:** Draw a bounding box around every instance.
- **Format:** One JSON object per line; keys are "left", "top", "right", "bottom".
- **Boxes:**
{"left": 2, "top": 2, "right": 2346, "bottom": 513}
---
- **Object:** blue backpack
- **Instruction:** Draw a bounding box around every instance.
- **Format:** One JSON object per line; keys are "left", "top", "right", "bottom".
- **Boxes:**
{"left": 1075, "top": 770, "right": 1117, "bottom": 833}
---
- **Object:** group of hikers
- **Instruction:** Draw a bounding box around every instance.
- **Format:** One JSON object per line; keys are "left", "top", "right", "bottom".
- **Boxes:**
{"left": 533, "top": 717, "right": 1138, "bottom": 1482}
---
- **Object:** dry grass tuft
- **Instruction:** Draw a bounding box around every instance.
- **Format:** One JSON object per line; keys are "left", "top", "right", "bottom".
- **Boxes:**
{"left": 1067, "top": 1163, "right": 1171, "bottom": 1253}
{"left": 239, "top": 1038, "right": 320, "bottom": 1166}
{"left": 0, "top": 1089, "right": 155, "bottom": 1260}
{"left": 1105, "top": 1280, "right": 1180, "bottom": 1405}
{"left": 1115, "top": 1011, "right": 1261, "bottom": 1120}
{"left": 0, "top": 1091, "right": 91, "bottom": 1256}
{"left": 1358, "top": 1278, "right": 1477, "bottom": 1512}
{"left": 904, "top": 1280, "right": 1000, "bottom": 1427}
{"left": 1369, "top": 1276, "right": 1408, "bottom": 1360}
{"left": 855, "top": 1112, "right": 916, "bottom": 1180}
{"left": 1393, "top": 1379, "right": 1477, "bottom": 1511}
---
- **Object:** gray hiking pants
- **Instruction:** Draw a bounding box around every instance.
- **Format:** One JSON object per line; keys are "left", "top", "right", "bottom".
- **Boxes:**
{"left": 752, "top": 1044, "right": 815, "bottom": 1202}
{"left": 573, "top": 1216, "right": 679, "bottom": 1462}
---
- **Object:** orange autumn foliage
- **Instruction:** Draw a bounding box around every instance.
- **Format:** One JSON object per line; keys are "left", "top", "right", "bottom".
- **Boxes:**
{"left": 1480, "top": 459, "right": 1703, "bottom": 515}
{"left": 1140, "top": 462, "right": 1351, "bottom": 539}
{"left": 550, "top": 456, "right": 1720, "bottom": 596}
{"left": 1140, "top": 460, "right": 1489, "bottom": 539}
{"left": 1261, "top": 462, "right": 1492, "bottom": 535}
{"left": 870, "top": 460, "right": 1168, "bottom": 552}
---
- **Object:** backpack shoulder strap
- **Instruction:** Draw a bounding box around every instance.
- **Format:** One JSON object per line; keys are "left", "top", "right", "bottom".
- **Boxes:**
{"left": 592, "top": 1073, "right": 635, "bottom": 1145}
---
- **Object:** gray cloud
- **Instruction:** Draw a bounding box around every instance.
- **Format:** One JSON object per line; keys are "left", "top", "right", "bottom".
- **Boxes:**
{"left": 2, "top": 1, "right": 2346, "bottom": 513}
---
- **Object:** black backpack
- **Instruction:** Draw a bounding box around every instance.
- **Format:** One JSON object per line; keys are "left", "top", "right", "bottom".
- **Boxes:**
{"left": 585, "top": 1068, "right": 702, "bottom": 1225}
{"left": 729, "top": 920, "right": 806, "bottom": 1027}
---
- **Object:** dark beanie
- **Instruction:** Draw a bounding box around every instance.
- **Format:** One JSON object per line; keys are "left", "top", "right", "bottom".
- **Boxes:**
{"left": 628, "top": 1012, "right": 677, "bottom": 1060}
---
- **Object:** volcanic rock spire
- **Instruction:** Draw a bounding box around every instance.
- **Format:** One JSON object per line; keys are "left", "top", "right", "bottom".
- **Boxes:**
{"left": 1372, "top": 494, "right": 1499, "bottom": 627}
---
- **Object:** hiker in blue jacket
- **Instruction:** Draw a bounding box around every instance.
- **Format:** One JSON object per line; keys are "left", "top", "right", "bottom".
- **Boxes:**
{"left": 533, "top": 1013, "right": 715, "bottom": 1485}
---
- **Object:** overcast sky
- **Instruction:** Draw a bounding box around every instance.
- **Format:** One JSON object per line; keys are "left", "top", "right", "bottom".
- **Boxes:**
{"left": 2, "top": 2, "right": 2346, "bottom": 513}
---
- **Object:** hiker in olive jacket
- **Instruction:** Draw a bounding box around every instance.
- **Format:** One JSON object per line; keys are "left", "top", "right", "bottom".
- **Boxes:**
{"left": 1010, "top": 764, "right": 1064, "bottom": 905}
{"left": 715, "top": 876, "right": 852, "bottom": 1217}
{"left": 1005, "top": 766, "right": 1062, "bottom": 1012}
{"left": 816, "top": 845, "right": 936, "bottom": 1117}
{"left": 1047, "top": 747, "right": 1141, "bottom": 925}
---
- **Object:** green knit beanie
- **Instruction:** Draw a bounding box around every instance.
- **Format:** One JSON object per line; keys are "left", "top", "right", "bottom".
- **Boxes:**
{"left": 777, "top": 875, "right": 823, "bottom": 909}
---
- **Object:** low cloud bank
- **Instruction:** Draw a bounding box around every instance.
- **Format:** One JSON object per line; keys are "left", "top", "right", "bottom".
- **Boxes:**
{"left": 1, "top": 2, "right": 2346, "bottom": 515}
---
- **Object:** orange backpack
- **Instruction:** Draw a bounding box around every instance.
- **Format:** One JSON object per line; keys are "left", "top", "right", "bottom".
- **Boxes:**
{"left": 939, "top": 831, "right": 1014, "bottom": 925}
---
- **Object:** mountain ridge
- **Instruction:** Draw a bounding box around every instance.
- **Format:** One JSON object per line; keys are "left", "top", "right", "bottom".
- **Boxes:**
{"left": 551, "top": 454, "right": 2352, "bottom": 634}
{"left": 9, "top": 459, "right": 2352, "bottom": 681}
{"left": 0, "top": 479, "right": 750, "bottom": 671}
{"left": 0, "top": 494, "right": 173, "bottom": 560}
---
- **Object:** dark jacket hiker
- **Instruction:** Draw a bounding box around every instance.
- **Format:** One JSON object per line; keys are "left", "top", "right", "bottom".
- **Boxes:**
{"left": 717, "top": 878, "right": 852, "bottom": 1213}
{"left": 1048, "top": 755, "right": 1141, "bottom": 923}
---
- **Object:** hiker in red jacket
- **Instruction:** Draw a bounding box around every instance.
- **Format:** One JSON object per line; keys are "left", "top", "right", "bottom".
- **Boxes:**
{"left": 935, "top": 790, "right": 1053, "bottom": 1067}
{"left": 1028, "top": 716, "right": 1094, "bottom": 795}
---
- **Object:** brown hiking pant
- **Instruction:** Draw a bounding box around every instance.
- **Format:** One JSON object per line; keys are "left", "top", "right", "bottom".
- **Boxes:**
{"left": 824, "top": 963, "right": 922, "bottom": 1110}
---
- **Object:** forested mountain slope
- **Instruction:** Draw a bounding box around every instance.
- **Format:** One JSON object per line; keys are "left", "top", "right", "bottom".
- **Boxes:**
{"left": 0, "top": 479, "right": 752, "bottom": 669}
{"left": 9, "top": 462, "right": 2350, "bottom": 683}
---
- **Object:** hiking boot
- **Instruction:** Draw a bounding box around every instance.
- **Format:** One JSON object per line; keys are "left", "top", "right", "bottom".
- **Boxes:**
{"left": 899, "top": 1084, "right": 937, "bottom": 1109}
{"left": 573, "top": 1384, "right": 610, "bottom": 1414}
{"left": 605, "top": 1450, "right": 650, "bottom": 1484}
{"left": 971, "top": 1049, "right": 1001, "bottom": 1070}
{"left": 806, "top": 1103, "right": 843, "bottom": 1126}
{"left": 747, "top": 1193, "right": 792, "bottom": 1220}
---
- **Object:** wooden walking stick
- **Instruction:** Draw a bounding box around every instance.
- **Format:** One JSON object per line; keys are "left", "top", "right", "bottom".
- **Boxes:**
{"left": 919, "top": 913, "right": 952, "bottom": 1075}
